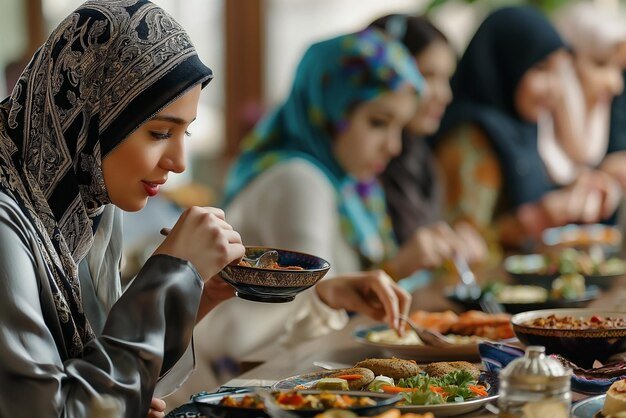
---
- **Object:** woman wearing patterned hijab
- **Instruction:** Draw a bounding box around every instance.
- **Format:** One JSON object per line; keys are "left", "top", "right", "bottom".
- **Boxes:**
{"left": 432, "top": 6, "right": 620, "bottom": 248}
{"left": 192, "top": 29, "right": 419, "bottom": 377}
{"left": 0, "top": 1, "right": 247, "bottom": 416}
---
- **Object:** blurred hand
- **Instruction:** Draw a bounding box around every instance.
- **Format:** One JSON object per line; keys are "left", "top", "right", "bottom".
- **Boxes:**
{"left": 148, "top": 398, "right": 166, "bottom": 418}
{"left": 315, "top": 271, "right": 411, "bottom": 332}
{"left": 453, "top": 221, "right": 489, "bottom": 263}
{"left": 386, "top": 222, "right": 486, "bottom": 278}
{"left": 600, "top": 151, "right": 626, "bottom": 190}
{"left": 538, "top": 170, "right": 621, "bottom": 227}
{"left": 154, "top": 206, "right": 245, "bottom": 282}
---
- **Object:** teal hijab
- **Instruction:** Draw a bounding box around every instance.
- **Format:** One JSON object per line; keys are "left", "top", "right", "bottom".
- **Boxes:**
{"left": 223, "top": 29, "right": 423, "bottom": 264}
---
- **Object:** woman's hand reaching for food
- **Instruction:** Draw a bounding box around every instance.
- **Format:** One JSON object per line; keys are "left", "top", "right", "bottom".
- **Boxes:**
{"left": 383, "top": 222, "right": 487, "bottom": 279}
{"left": 315, "top": 271, "right": 411, "bottom": 333}
{"left": 154, "top": 206, "right": 245, "bottom": 282}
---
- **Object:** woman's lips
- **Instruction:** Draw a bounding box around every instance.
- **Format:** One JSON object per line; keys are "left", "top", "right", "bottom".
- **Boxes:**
{"left": 142, "top": 181, "right": 160, "bottom": 197}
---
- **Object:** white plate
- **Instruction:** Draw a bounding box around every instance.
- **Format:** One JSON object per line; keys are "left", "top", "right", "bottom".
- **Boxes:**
{"left": 571, "top": 394, "right": 605, "bottom": 418}
{"left": 354, "top": 324, "right": 491, "bottom": 362}
{"left": 272, "top": 370, "right": 499, "bottom": 417}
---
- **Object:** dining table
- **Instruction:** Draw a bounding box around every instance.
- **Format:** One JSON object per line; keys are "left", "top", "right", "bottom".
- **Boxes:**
{"left": 217, "top": 271, "right": 626, "bottom": 417}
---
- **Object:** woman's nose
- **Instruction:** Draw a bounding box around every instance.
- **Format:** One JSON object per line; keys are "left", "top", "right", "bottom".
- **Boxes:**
{"left": 161, "top": 137, "right": 186, "bottom": 173}
{"left": 387, "top": 130, "right": 403, "bottom": 158}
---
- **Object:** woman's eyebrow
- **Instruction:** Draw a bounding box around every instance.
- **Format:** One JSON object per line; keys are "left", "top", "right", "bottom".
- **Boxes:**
{"left": 150, "top": 115, "right": 196, "bottom": 125}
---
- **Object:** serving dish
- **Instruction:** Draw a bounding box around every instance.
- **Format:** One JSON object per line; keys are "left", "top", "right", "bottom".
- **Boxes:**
{"left": 511, "top": 309, "right": 626, "bottom": 368}
{"left": 192, "top": 389, "right": 400, "bottom": 417}
{"left": 504, "top": 252, "right": 624, "bottom": 290}
{"left": 446, "top": 285, "right": 600, "bottom": 314}
{"left": 219, "top": 247, "right": 330, "bottom": 303}
{"left": 354, "top": 324, "right": 484, "bottom": 362}
{"left": 272, "top": 371, "right": 499, "bottom": 417}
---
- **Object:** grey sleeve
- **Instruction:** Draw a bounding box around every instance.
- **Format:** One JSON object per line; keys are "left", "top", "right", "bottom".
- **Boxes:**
{"left": 0, "top": 215, "right": 203, "bottom": 418}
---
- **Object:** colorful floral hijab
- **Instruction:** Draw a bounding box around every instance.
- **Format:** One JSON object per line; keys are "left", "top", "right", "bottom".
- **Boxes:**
{"left": 223, "top": 29, "right": 423, "bottom": 265}
{"left": 0, "top": 0, "right": 212, "bottom": 358}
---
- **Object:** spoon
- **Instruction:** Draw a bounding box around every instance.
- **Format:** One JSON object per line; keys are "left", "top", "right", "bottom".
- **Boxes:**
{"left": 398, "top": 314, "right": 455, "bottom": 347}
{"left": 452, "top": 254, "right": 482, "bottom": 301}
{"left": 159, "top": 227, "right": 279, "bottom": 268}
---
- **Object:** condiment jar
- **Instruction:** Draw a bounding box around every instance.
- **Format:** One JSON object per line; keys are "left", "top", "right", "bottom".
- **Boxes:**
{"left": 498, "top": 345, "right": 572, "bottom": 418}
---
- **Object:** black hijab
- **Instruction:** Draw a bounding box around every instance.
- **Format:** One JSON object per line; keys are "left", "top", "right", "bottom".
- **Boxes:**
{"left": 433, "top": 6, "right": 566, "bottom": 208}
{"left": 0, "top": 0, "right": 212, "bottom": 358}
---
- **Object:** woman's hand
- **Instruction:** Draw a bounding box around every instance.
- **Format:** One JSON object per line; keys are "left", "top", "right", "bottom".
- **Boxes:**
{"left": 600, "top": 151, "right": 626, "bottom": 190}
{"left": 385, "top": 222, "right": 487, "bottom": 279}
{"left": 148, "top": 398, "right": 166, "bottom": 418}
{"left": 154, "top": 207, "right": 245, "bottom": 282}
{"left": 539, "top": 170, "right": 621, "bottom": 226}
{"left": 315, "top": 271, "right": 411, "bottom": 332}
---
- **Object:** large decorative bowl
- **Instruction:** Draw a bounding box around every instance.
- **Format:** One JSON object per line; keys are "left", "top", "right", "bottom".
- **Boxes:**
{"left": 219, "top": 246, "right": 330, "bottom": 303}
{"left": 511, "top": 309, "right": 626, "bottom": 368}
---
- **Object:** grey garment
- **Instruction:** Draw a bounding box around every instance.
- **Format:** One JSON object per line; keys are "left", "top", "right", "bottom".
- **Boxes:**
{"left": 0, "top": 193, "right": 203, "bottom": 418}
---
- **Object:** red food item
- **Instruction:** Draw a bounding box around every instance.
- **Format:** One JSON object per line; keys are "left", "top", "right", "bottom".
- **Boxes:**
{"left": 276, "top": 392, "right": 305, "bottom": 407}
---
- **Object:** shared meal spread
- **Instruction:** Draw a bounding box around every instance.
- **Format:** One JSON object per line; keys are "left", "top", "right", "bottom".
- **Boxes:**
{"left": 523, "top": 314, "right": 626, "bottom": 330}
{"left": 219, "top": 391, "right": 377, "bottom": 410}
{"left": 295, "top": 358, "right": 489, "bottom": 407}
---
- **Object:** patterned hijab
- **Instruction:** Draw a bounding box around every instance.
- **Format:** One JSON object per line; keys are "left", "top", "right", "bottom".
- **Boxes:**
{"left": 0, "top": 0, "right": 212, "bottom": 358}
{"left": 223, "top": 29, "right": 423, "bottom": 265}
{"left": 433, "top": 6, "right": 566, "bottom": 207}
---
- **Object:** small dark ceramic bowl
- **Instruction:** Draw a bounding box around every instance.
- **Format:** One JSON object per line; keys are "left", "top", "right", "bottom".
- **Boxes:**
{"left": 511, "top": 309, "right": 626, "bottom": 368}
{"left": 219, "top": 246, "right": 330, "bottom": 303}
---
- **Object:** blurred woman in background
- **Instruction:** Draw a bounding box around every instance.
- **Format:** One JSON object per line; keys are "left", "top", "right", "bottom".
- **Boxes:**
{"left": 432, "top": 6, "right": 621, "bottom": 249}
{"left": 546, "top": 2, "right": 626, "bottom": 188}
{"left": 370, "top": 14, "right": 487, "bottom": 268}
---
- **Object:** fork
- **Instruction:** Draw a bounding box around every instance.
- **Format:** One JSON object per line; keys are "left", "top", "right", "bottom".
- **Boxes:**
{"left": 479, "top": 292, "right": 506, "bottom": 315}
{"left": 452, "top": 255, "right": 482, "bottom": 300}
{"left": 398, "top": 314, "right": 455, "bottom": 347}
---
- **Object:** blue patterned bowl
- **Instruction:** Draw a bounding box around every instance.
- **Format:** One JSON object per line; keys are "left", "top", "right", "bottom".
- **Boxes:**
{"left": 511, "top": 309, "right": 626, "bottom": 368}
{"left": 219, "top": 247, "right": 331, "bottom": 303}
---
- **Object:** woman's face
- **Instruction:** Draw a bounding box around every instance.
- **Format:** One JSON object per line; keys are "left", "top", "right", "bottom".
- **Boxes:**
{"left": 102, "top": 85, "right": 201, "bottom": 212}
{"left": 333, "top": 85, "right": 417, "bottom": 181}
{"left": 575, "top": 52, "right": 624, "bottom": 107}
{"left": 515, "top": 49, "right": 569, "bottom": 122}
{"left": 407, "top": 40, "right": 456, "bottom": 136}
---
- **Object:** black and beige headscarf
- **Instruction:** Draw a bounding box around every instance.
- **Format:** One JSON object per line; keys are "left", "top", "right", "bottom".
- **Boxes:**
{"left": 0, "top": 0, "right": 212, "bottom": 358}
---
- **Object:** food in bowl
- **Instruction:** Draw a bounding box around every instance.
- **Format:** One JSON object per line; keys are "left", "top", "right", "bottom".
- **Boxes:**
{"left": 603, "top": 379, "right": 626, "bottom": 417}
{"left": 219, "top": 246, "right": 330, "bottom": 303}
{"left": 237, "top": 258, "right": 304, "bottom": 270}
{"left": 512, "top": 309, "right": 626, "bottom": 368}
{"left": 522, "top": 314, "right": 626, "bottom": 330}
{"left": 550, "top": 273, "right": 585, "bottom": 299}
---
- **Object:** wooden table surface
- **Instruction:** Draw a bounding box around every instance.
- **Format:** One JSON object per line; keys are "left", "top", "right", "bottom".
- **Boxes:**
{"left": 223, "top": 274, "right": 626, "bottom": 417}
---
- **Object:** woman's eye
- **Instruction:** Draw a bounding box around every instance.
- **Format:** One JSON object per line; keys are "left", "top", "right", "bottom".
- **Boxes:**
{"left": 369, "top": 118, "right": 389, "bottom": 128}
{"left": 150, "top": 131, "right": 172, "bottom": 140}
{"left": 185, "top": 130, "right": 192, "bottom": 137}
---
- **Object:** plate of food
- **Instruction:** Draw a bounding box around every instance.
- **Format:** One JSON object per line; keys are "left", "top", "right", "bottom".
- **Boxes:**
{"left": 272, "top": 358, "right": 498, "bottom": 417}
{"left": 505, "top": 249, "right": 624, "bottom": 290}
{"left": 543, "top": 223, "right": 621, "bottom": 248}
{"left": 354, "top": 310, "right": 515, "bottom": 361}
{"left": 571, "top": 379, "right": 626, "bottom": 417}
{"left": 192, "top": 388, "right": 400, "bottom": 417}
{"left": 446, "top": 282, "right": 600, "bottom": 314}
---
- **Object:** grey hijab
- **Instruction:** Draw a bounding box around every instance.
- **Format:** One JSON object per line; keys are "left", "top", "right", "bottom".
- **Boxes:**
{"left": 0, "top": 0, "right": 212, "bottom": 358}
